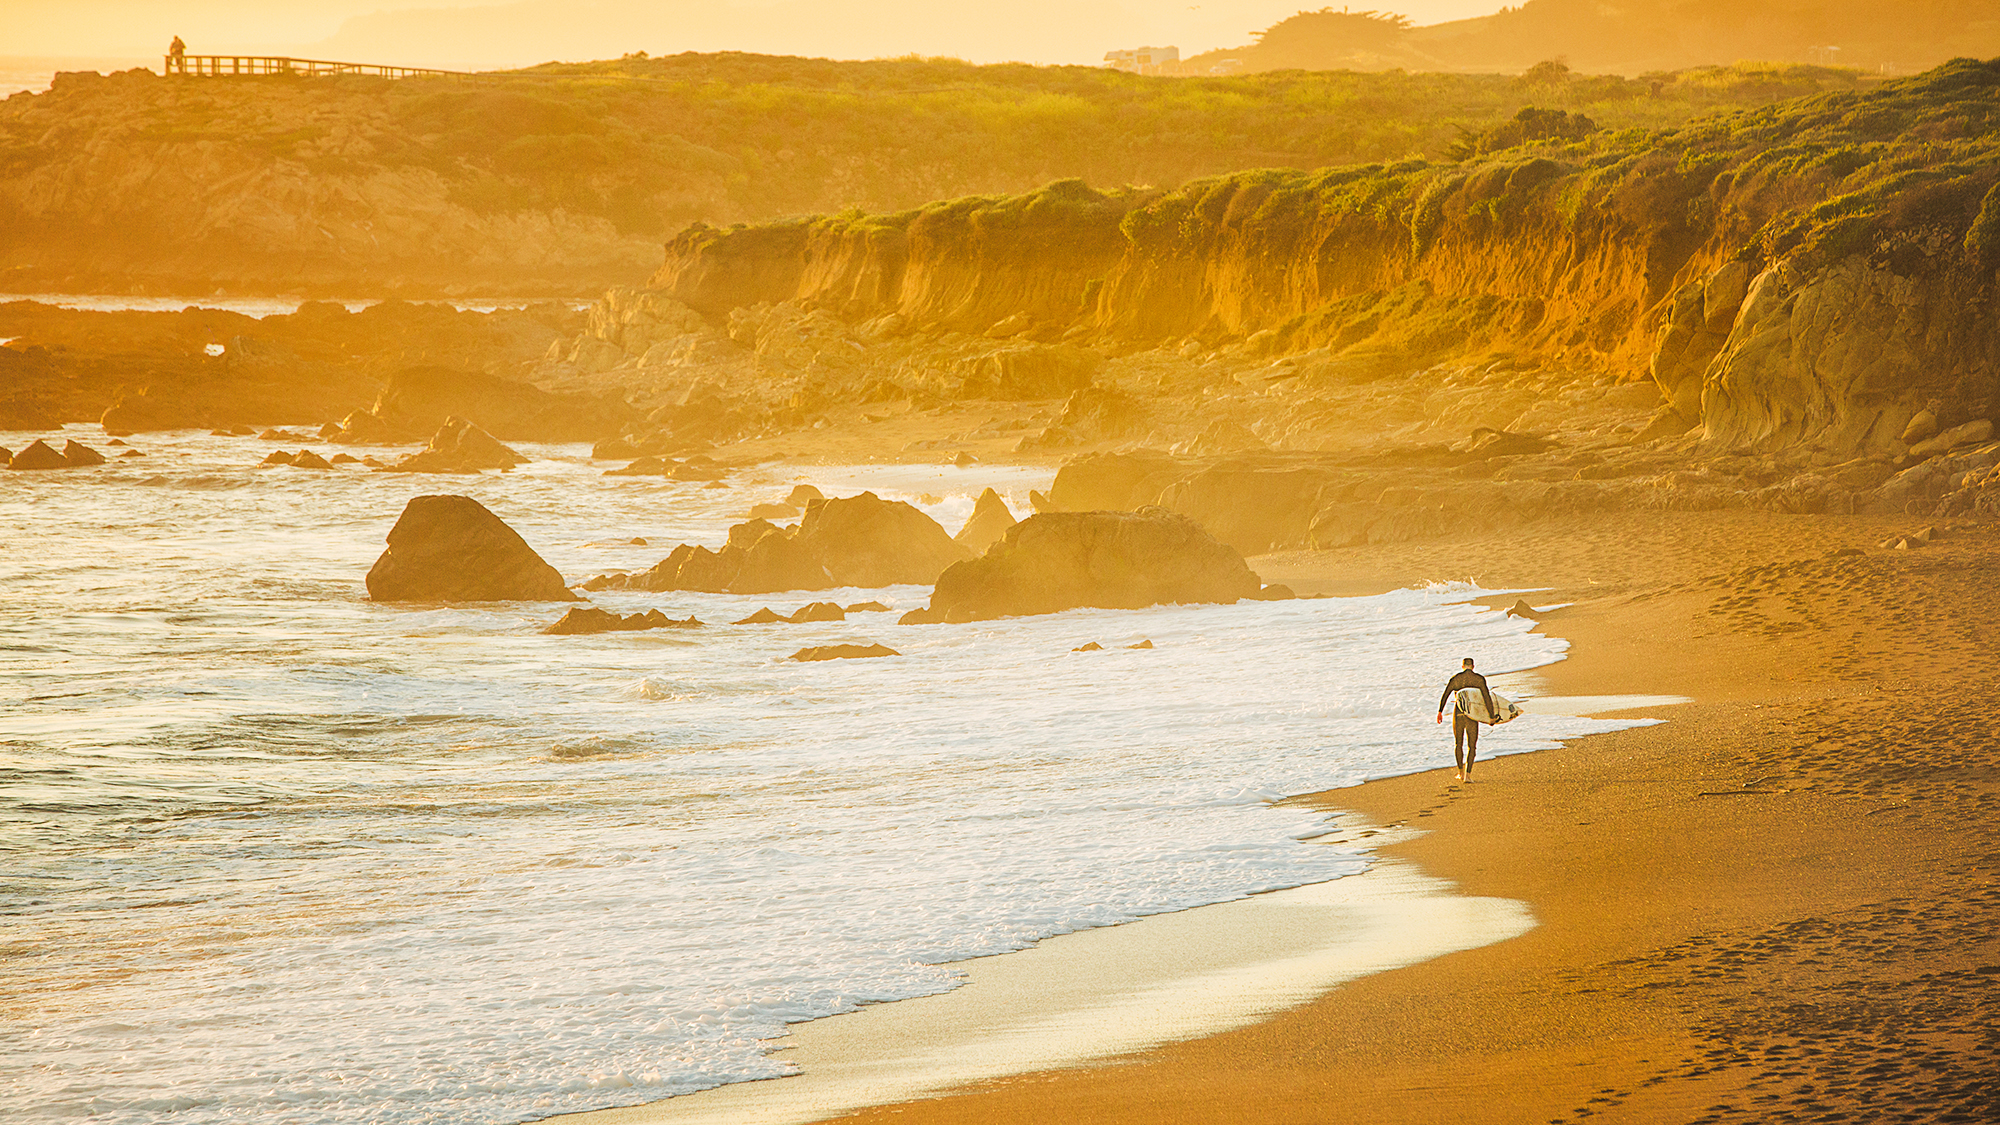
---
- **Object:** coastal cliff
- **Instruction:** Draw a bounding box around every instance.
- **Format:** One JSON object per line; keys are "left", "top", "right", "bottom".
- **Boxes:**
{"left": 0, "top": 58, "right": 1855, "bottom": 295}
{"left": 635, "top": 60, "right": 2000, "bottom": 460}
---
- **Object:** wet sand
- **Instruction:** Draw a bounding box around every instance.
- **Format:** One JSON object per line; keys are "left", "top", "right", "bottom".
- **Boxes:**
{"left": 797, "top": 510, "right": 2000, "bottom": 1123}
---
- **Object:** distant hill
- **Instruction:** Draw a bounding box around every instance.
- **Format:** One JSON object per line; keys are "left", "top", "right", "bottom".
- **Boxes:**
{"left": 1188, "top": 0, "right": 2000, "bottom": 76}
{"left": 0, "top": 54, "right": 1862, "bottom": 295}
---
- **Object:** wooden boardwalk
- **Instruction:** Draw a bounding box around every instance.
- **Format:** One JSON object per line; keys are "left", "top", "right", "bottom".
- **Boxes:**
{"left": 164, "top": 55, "right": 465, "bottom": 79}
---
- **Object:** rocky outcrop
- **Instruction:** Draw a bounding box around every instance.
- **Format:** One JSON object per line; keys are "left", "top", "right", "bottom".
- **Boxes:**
{"left": 625, "top": 61, "right": 2000, "bottom": 461}
{"left": 366, "top": 494, "right": 580, "bottom": 602}
{"left": 382, "top": 417, "right": 527, "bottom": 474}
{"left": 544, "top": 608, "right": 702, "bottom": 635}
{"left": 954, "top": 488, "right": 1018, "bottom": 554}
{"left": 789, "top": 643, "right": 899, "bottom": 661}
{"left": 6, "top": 439, "right": 71, "bottom": 470}
{"left": 795, "top": 492, "right": 970, "bottom": 587}
{"left": 908, "top": 509, "right": 1261, "bottom": 622}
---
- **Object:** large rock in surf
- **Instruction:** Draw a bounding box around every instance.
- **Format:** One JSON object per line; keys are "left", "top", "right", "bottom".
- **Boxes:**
{"left": 729, "top": 525, "right": 833, "bottom": 594}
{"left": 796, "top": 491, "right": 970, "bottom": 587}
{"left": 381, "top": 416, "right": 526, "bottom": 474}
{"left": 7, "top": 439, "right": 71, "bottom": 470}
{"left": 366, "top": 494, "right": 580, "bottom": 602}
{"left": 909, "top": 508, "right": 1261, "bottom": 622}
{"left": 954, "top": 488, "right": 1018, "bottom": 555}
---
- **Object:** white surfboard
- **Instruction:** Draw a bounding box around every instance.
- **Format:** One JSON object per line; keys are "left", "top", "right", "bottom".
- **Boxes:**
{"left": 1454, "top": 687, "right": 1522, "bottom": 725}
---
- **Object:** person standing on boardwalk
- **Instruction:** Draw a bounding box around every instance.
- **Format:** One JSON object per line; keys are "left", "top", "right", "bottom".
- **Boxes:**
{"left": 1435, "top": 656, "right": 1495, "bottom": 782}
{"left": 168, "top": 36, "right": 187, "bottom": 74}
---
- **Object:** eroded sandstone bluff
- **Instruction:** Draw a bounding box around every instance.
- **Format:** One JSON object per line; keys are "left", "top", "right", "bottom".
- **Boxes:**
{"left": 557, "top": 59, "right": 1999, "bottom": 471}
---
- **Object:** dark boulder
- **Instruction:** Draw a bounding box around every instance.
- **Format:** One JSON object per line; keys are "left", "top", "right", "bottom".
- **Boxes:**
{"left": 954, "top": 487, "right": 1018, "bottom": 555}
{"left": 544, "top": 607, "right": 701, "bottom": 635}
{"left": 365, "top": 494, "right": 580, "bottom": 602}
{"left": 796, "top": 491, "right": 969, "bottom": 587}
{"left": 1249, "top": 584, "right": 1297, "bottom": 601}
{"left": 289, "top": 450, "right": 335, "bottom": 470}
{"left": 61, "top": 440, "right": 106, "bottom": 466}
{"left": 789, "top": 643, "right": 899, "bottom": 661}
{"left": 786, "top": 484, "right": 824, "bottom": 508}
{"left": 261, "top": 450, "right": 296, "bottom": 466}
{"left": 916, "top": 508, "right": 1261, "bottom": 622}
{"left": 787, "top": 601, "right": 846, "bottom": 623}
{"left": 734, "top": 607, "right": 787, "bottom": 624}
{"left": 382, "top": 416, "right": 526, "bottom": 474}
{"left": 845, "top": 601, "right": 891, "bottom": 613}
{"left": 728, "top": 527, "right": 832, "bottom": 594}
{"left": 7, "top": 439, "right": 70, "bottom": 470}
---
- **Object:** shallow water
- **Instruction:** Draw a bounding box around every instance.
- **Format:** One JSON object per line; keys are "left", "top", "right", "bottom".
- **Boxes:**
{"left": 0, "top": 428, "right": 1634, "bottom": 1124}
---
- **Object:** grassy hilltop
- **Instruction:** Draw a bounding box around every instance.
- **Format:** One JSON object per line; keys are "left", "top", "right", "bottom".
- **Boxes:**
{"left": 0, "top": 54, "right": 1861, "bottom": 295}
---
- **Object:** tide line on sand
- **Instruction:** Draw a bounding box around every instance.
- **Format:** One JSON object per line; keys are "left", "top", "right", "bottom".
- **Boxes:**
{"left": 552, "top": 857, "right": 1533, "bottom": 1125}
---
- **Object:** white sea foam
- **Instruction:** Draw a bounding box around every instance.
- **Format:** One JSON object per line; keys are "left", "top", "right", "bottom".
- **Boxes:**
{"left": 0, "top": 430, "right": 1641, "bottom": 1124}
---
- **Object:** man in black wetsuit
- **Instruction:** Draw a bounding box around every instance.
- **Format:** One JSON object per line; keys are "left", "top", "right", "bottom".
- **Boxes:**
{"left": 1435, "top": 657, "right": 1496, "bottom": 782}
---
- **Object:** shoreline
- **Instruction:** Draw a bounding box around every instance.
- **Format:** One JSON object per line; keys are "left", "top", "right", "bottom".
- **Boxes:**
{"left": 564, "top": 507, "right": 1999, "bottom": 1124}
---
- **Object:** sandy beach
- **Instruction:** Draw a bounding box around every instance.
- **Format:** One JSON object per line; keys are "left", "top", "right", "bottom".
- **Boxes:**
{"left": 569, "top": 507, "right": 1999, "bottom": 1125}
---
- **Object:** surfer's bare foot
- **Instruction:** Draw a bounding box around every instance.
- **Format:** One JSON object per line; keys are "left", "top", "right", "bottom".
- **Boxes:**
{"left": 1454, "top": 770, "right": 1464, "bottom": 781}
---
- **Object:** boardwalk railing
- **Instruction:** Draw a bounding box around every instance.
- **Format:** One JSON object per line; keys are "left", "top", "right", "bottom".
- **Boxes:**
{"left": 165, "top": 55, "right": 465, "bottom": 79}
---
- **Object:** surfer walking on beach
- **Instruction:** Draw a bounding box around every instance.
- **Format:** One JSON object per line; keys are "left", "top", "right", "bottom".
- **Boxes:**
{"left": 1436, "top": 657, "right": 1496, "bottom": 782}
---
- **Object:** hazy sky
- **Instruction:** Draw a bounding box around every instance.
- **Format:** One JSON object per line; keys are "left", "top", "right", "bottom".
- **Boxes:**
{"left": 2, "top": 0, "right": 1513, "bottom": 67}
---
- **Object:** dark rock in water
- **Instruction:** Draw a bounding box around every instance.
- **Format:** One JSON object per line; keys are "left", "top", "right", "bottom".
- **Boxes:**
{"left": 1249, "top": 584, "right": 1297, "bottom": 601}
{"left": 1127, "top": 639, "right": 1154, "bottom": 649}
{"left": 61, "top": 440, "right": 106, "bottom": 466}
{"left": 259, "top": 428, "right": 311, "bottom": 441}
{"left": 326, "top": 408, "right": 402, "bottom": 445}
{"left": 289, "top": 450, "right": 335, "bottom": 470}
{"left": 592, "top": 437, "right": 641, "bottom": 460}
{"left": 381, "top": 417, "right": 525, "bottom": 474}
{"left": 787, "top": 601, "right": 845, "bottom": 623}
{"left": 331, "top": 453, "right": 362, "bottom": 464}
{"left": 1504, "top": 598, "right": 1542, "bottom": 619}
{"left": 317, "top": 422, "right": 343, "bottom": 441}
{"left": 118, "top": 449, "right": 146, "bottom": 458}
{"left": 261, "top": 450, "right": 296, "bottom": 466}
{"left": 0, "top": 447, "right": 10, "bottom": 466}
{"left": 786, "top": 484, "right": 824, "bottom": 508}
{"left": 789, "top": 643, "right": 899, "bottom": 662}
{"left": 734, "top": 607, "right": 786, "bottom": 624}
{"left": 899, "top": 607, "right": 941, "bottom": 624}
{"left": 953, "top": 451, "right": 978, "bottom": 467}
{"left": 606, "top": 455, "right": 678, "bottom": 476}
{"left": 580, "top": 571, "right": 630, "bottom": 591}
{"left": 953, "top": 487, "right": 1018, "bottom": 555}
{"left": 845, "top": 601, "right": 891, "bottom": 613}
{"left": 107, "top": 439, "right": 127, "bottom": 447}
{"left": 366, "top": 494, "right": 579, "bottom": 602}
{"left": 918, "top": 509, "right": 1260, "bottom": 622}
{"left": 8, "top": 440, "right": 70, "bottom": 470}
{"left": 728, "top": 527, "right": 831, "bottom": 594}
{"left": 796, "top": 491, "right": 969, "bottom": 587}
{"left": 544, "top": 607, "right": 701, "bottom": 635}
{"left": 672, "top": 545, "right": 741, "bottom": 593}
{"left": 1073, "top": 641, "right": 1104, "bottom": 651}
